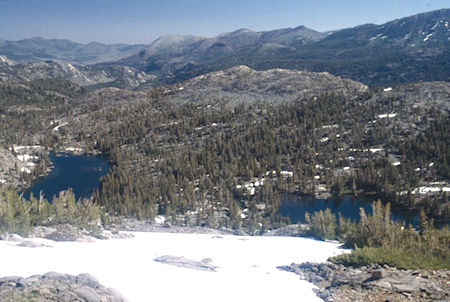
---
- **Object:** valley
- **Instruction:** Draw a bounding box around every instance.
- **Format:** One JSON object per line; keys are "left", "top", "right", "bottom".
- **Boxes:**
{"left": 0, "top": 65, "right": 448, "bottom": 231}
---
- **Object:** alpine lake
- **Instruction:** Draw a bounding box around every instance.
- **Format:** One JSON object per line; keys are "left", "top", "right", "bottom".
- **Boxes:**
{"left": 25, "top": 153, "right": 423, "bottom": 227}
{"left": 24, "top": 152, "right": 109, "bottom": 201}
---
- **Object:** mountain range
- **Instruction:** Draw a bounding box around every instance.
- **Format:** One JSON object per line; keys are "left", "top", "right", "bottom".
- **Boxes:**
{"left": 118, "top": 8, "right": 449, "bottom": 87}
{"left": 0, "top": 37, "right": 145, "bottom": 65}
{"left": 0, "top": 9, "right": 448, "bottom": 88}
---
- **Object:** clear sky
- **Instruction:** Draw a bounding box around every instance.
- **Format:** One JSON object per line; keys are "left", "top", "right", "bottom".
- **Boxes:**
{"left": 0, "top": 0, "right": 448, "bottom": 44}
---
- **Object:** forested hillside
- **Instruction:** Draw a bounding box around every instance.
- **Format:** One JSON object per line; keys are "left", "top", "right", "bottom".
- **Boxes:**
{"left": 1, "top": 67, "right": 447, "bottom": 233}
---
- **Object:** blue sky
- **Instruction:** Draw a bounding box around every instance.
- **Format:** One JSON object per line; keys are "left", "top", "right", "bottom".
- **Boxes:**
{"left": 0, "top": 0, "right": 448, "bottom": 44}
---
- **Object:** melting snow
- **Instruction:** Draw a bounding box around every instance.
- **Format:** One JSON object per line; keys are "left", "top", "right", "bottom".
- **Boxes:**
{"left": 0, "top": 232, "right": 346, "bottom": 302}
{"left": 20, "top": 167, "right": 31, "bottom": 173}
{"left": 65, "top": 147, "right": 83, "bottom": 152}
{"left": 411, "top": 187, "right": 450, "bottom": 194}
{"left": 280, "top": 171, "right": 294, "bottom": 177}
{"left": 53, "top": 122, "right": 68, "bottom": 131}
{"left": 431, "top": 22, "right": 439, "bottom": 30}
{"left": 17, "top": 154, "right": 37, "bottom": 162}
{"left": 377, "top": 113, "right": 397, "bottom": 119}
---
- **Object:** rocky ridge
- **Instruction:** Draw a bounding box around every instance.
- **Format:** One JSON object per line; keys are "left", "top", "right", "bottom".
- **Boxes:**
{"left": 279, "top": 262, "right": 450, "bottom": 302}
{"left": 167, "top": 65, "right": 368, "bottom": 107}
{"left": 0, "top": 58, "right": 155, "bottom": 89}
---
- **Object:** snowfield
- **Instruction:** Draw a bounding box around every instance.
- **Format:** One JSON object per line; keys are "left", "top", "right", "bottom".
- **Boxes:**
{"left": 1, "top": 232, "right": 347, "bottom": 302}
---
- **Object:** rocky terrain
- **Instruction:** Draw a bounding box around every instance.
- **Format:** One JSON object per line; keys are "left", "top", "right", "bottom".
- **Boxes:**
{"left": 166, "top": 65, "right": 368, "bottom": 106}
{"left": 279, "top": 262, "right": 450, "bottom": 302}
{"left": 0, "top": 59, "right": 155, "bottom": 89}
{"left": 0, "top": 272, "right": 127, "bottom": 302}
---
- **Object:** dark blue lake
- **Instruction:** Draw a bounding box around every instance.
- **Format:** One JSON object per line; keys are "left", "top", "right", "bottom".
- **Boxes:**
{"left": 24, "top": 153, "right": 109, "bottom": 200}
{"left": 279, "top": 195, "right": 420, "bottom": 227}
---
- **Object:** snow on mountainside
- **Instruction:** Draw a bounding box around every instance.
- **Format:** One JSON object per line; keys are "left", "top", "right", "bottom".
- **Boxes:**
{"left": 0, "top": 231, "right": 346, "bottom": 302}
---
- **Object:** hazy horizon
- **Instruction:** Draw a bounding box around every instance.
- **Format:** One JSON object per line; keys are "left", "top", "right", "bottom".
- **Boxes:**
{"left": 0, "top": 0, "right": 448, "bottom": 45}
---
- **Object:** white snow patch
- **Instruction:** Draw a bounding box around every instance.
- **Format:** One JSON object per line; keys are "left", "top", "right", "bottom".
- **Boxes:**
{"left": 65, "top": 147, "right": 83, "bottom": 152}
{"left": 17, "top": 154, "right": 37, "bottom": 162}
{"left": 321, "top": 124, "right": 338, "bottom": 129}
{"left": 53, "top": 122, "right": 68, "bottom": 131}
{"left": 66, "top": 63, "right": 76, "bottom": 71}
{"left": 11, "top": 145, "right": 42, "bottom": 152}
{"left": 0, "top": 232, "right": 348, "bottom": 302}
{"left": 154, "top": 216, "right": 166, "bottom": 224}
{"left": 20, "top": 167, "right": 31, "bottom": 173}
{"left": 0, "top": 232, "right": 347, "bottom": 302}
{"left": 378, "top": 113, "right": 397, "bottom": 119}
{"left": 411, "top": 187, "right": 449, "bottom": 194}
{"left": 249, "top": 187, "right": 256, "bottom": 195}
{"left": 369, "top": 33, "right": 382, "bottom": 41}
{"left": 280, "top": 171, "right": 293, "bottom": 177}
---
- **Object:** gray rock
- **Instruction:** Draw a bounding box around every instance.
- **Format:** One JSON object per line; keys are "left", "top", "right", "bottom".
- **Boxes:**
{"left": 0, "top": 272, "right": 128, "bottom": 302}
{"left": 154, "top": 255, "right": 217, "bottom": 272}
{"left": 17, "top": 240, "right": 52, "bottom": 248}
{"left": 280, "top": 262, "right": 450, "bottom": 302}
{"left": 73, "top": 287, "right": 101, "bottom": 302}
{"left": 263, "top": 224, "right": 309, "bottom": 237}
{"left": 0, "top": 233, "right": 24, "bottom": 241}
{"left": 318, "top": 288, "right": 332, "bottom": 299}
{"left": 76, "top": 273, "right": 101, "bottom": 288}
{"left": 42, "top": 271, "right": 69, "bottom": 281}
